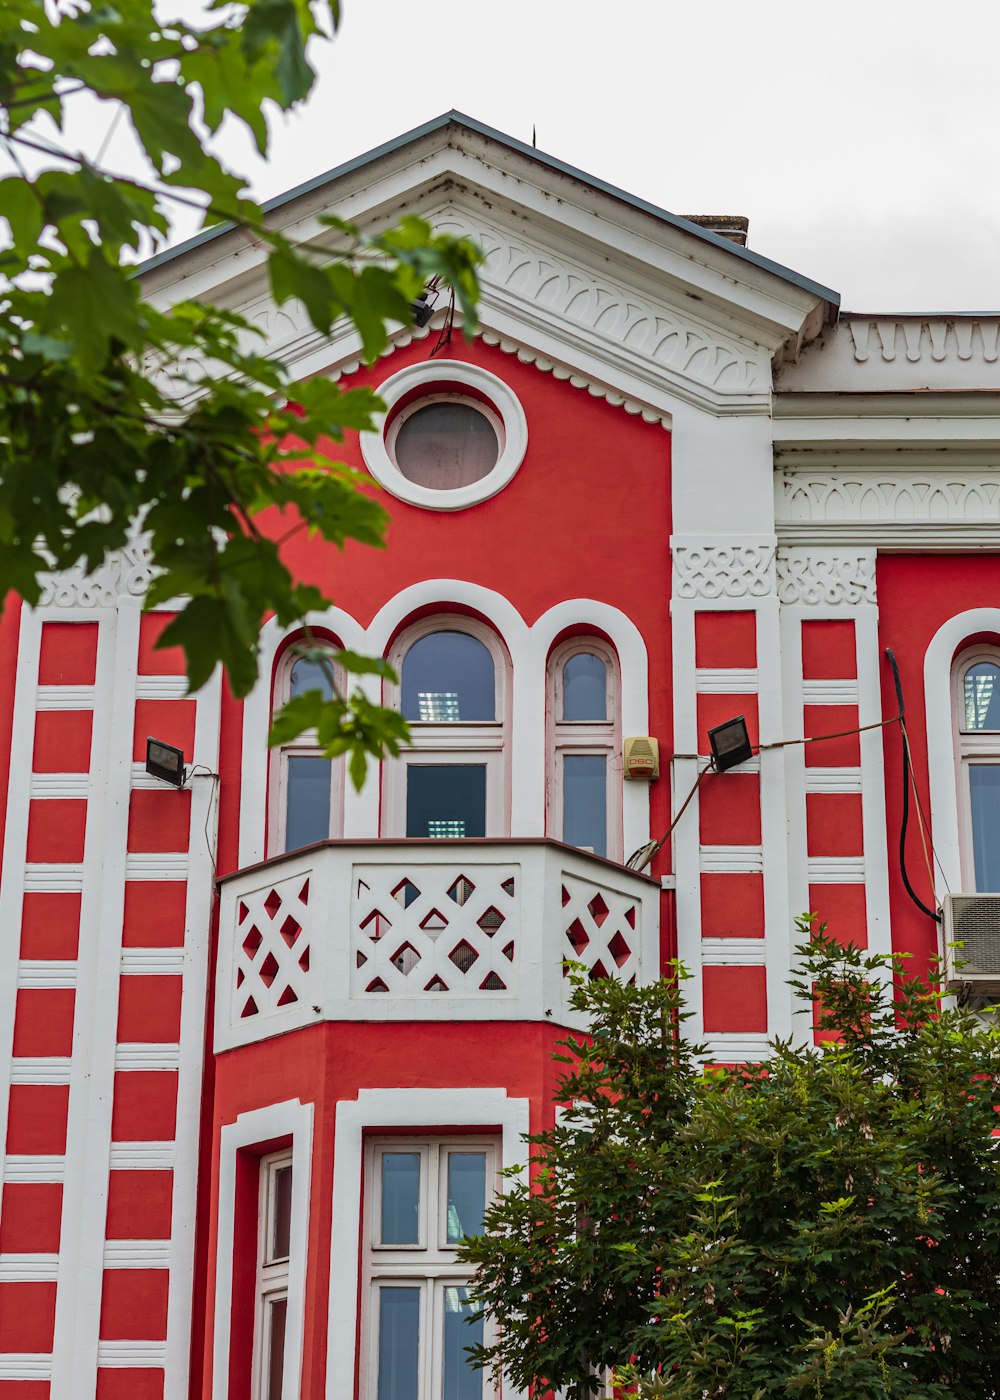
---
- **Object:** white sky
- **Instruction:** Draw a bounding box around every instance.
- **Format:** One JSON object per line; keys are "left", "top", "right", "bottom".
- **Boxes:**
{"left": 64, "top": 0, "right": 1000, "bottom": 310}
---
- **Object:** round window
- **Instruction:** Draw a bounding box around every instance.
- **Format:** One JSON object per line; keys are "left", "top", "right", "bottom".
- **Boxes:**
{"left": 359, "top": 361, "right": 528, "bottom": 511}
{"left": 390, "top": 398, "right": 500, "bottom": 489}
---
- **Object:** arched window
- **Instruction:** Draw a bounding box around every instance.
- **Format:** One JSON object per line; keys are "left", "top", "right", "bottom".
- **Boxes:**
{"left": 270, "top": 645, "right": 344, "bottom": 854}
{"left": 954, "top": 646, "right": 1000, "bottom": 892}
{"left": 386, "top": 620, "right": 508, "bottom": 838}
{"left": 547, "top": 639, "right": 621, "bottom": 861}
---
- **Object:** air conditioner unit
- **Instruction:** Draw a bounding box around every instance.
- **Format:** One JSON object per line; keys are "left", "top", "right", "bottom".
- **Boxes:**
{"left": 942, "top": 893, "right": 1000, "bottom": 993}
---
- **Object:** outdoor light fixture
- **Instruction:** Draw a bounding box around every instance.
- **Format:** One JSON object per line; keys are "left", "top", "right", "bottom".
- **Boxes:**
{"left": 411, "top": 291, "right": 437, "bottom": 327}
{"left": 707, "top": 714, "right": 753, "bottom": 772}
{"left": 145, "top": 737, "right": 186, "bottom": 788}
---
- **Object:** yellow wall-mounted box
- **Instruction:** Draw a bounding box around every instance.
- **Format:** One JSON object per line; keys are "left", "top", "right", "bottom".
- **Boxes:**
{"left": 623, "top": 736, "right": 659, "bottom": 781}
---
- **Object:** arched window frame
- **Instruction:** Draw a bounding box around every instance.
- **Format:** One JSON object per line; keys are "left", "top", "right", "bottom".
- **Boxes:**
{"left": 268, "top": 638, "right": 345, "bottom": 855}
{"left": 952, "top": 642, "right": 1000, "bottom": 892}
{"left": 546, "top": 637, "right": 622, "bottom": 862}
{"left": 384, "top": 615, "right": 511, "bottom": 838}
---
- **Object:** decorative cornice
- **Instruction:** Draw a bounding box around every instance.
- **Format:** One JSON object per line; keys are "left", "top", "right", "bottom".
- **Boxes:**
{"left": 847, "top": 317, "right": 1000, "bottom": 366}
{"left": 776, "top": 468, "right": 1000, "bottom": 548}
{"left": 776, "top": 547, "right": 877, "bottom": 607}
{"left": 672, "top": 541, "right": 777, "bottom": 600}
{"left": 38, "top": 538, "right": 155, "bottom": 610}
{"left": 777, "top": 317, "right": 1000, "bottom": 393}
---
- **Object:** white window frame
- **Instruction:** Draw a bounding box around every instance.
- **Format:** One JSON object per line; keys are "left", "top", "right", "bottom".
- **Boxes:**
{"left": 269, "top": 642, "right": 345, "bottom": 855}
{"left": 547, "top": 638, "right": 622, "bottom": 862}
{"left": 253, "top": 1151, "right": 293, "bottom": 1400}
{"left": 361, "top": 1136, "right": 499, "bottom": 1400}
{"left": 384, "top": 616, "right": 511, "bottom": 838}
{"left": 953, "top": 644, "right": 1000, "bottom": 891}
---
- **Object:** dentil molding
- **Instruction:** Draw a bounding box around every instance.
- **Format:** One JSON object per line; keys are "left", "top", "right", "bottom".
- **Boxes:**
{"left": 776, "top": 548, "right": 877, "bottom": 607}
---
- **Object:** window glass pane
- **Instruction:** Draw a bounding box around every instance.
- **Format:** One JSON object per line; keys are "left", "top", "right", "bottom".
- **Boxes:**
{"left": 394, "top": 402, "right": 499, "bottom": 490}
{"left": 963, "top": 662, "right": 1000, "bottom": 731}
{"left": 381, "top": 1153, "right": 421, "bottom": 1245}
{"left": 563, "top": 755, "right": 607, "bottom": 858}
{"left": 378, "top": 1287, "right": 420, "bottom": 1400}
{"left": 284, "top": 756, "right": 332, "bottom": 850}
{"left": 970, "top": 765, "right": 1000, "bottom": 891}
{"left": 269, "top": 1165, "right": 292, "bottom": 1262}
{"left": 562, "top": 652, "right": 607, "bottom": 721}
{"left": 265, "top": 1295, "right": 287, "bottom": 1400}
{"left": 446, "top": 1153, "right": 487, "bottom": 1243}
{"left": 442, "top": 1286, "right": 483, "bottom": 1400}
{"left": 406, "top": 765, "right": 487, "bottom": 839}
{"left": 289, "top": 655, "right": 335, "bottom": 701}
{"left": 402, "top": 633, "right": 496, "bottom": 722}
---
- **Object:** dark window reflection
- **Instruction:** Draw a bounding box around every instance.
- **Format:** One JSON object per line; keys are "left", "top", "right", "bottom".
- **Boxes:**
{"left": 402, "top": 633, "right": 495, "bottom": 722}
{"left": 406, "top": 765, "right": 487, "bottom": 839}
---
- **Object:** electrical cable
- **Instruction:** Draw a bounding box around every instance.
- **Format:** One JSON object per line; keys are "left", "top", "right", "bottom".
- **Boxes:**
{"left": 885, "top": 648, "right": 942, "bottom": 924}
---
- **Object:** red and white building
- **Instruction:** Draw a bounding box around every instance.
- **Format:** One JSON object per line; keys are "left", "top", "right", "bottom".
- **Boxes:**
{"left": 1, "top": 112, "right": 999, "bottom": 1399}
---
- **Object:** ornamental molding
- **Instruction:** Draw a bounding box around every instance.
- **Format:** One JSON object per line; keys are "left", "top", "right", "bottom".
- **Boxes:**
{"left": 672, "top": 539, "right": 777, "bottom": 601}
{"left": 37, "top": 539, "right": 155, "bottom": 609}
{"left": 846, "top": 317, "right": 1000, "bottom": 366}
{"left": 776, "top": 548, "right": 877, "bottom": 607}
{"left": 776, "top": 316, "right": 1000, "bottom": 393}
{"left": 776, "top": 468, "right": 1000, "bottom": 547}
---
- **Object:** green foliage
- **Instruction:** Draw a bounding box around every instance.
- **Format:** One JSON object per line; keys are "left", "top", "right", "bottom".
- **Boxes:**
{"left": 0, "top": 0, "right": 482, "bottom": 776}
{"left": 462, "top": 924, "right": 1000, "bottom": 1399}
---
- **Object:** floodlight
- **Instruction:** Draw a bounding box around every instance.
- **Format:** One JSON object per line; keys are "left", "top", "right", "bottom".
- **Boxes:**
{"left": 707, "top": 715, "right": 753, "bottom": 773}
{"left": 146, "top": 737, "right": 186, "bottom": 787}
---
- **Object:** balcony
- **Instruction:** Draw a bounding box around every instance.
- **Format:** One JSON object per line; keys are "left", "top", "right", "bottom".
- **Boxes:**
{"left": 215, "top": 839, "right": 660, "bottom": 1052}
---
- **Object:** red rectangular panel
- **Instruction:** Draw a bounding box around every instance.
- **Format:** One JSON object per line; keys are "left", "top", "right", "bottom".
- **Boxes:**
{"left": 803, "top": 705, "right": 860, "bottom": 767}
{"left": 105, "top": 1170, "right": 173, "bottom": 1241}
{"left": 111, "top": 1072, "right": 178, "bottom": 1142}
{"left": 122, "top": 882, "right": 187, "bottom": 948}
{"left": 26, "top": 799, "right": 87, "bottom": 864}
{"left": 700, "top": 873, "right": 765, "bottom": 938}
{"left": 97, "top": 1372, "right": 164, "bottom": 1400}
{"left": 117, "top": 977, "right": 182, "bottom": 1045}
{"left": 20, "top": 892, "right": 81, "bottom": 960}
{"left": 99, "top": 1269, "right": 169, "bottom": 1341}
{"left": 132, "top": 699, "right": 196, "bottom": 764}
{"left": 38, "top": 622, "right": 98, "bottom": 685}
{"left": 0, "top": 1282, "right": 57, "bottom": 1351}
{"left": 5, "top": 1085, "right": 69, "bottom": 1154}
{"left": 806, "top": 793, "right": 865, "bottom": 857}
{"left": 0, "top": 1183, "right": 63, "bottom": 1253}
{"left": 801, "top": 619, "right": 857, "bottom": 680}
{"left": 33, "top": 711, "right": 93, "bottom": 774}
{"left": 703, "top": 965, "right": 768, "bottom": 1033}
{"left": 695, "top": 611, "right": 757, "bottom": 669}
{"left": 807, "top": 885, "right": 868, "bottom": 948}
{"left": 12, "top": 988, "right": 75, "bottom": 1058}
{"left": 698, "top": 772, "right": 761, "bottom": 845}
{"left": 127, "top": 790, "right": 191, "bottom": 854}
{"left": 138, "top": 613, "right": 186, "bottom": 676}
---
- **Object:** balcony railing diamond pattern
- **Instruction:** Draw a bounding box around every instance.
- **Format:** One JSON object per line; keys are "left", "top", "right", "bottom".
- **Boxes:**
{"left": 233, "top": 873, "right": 312, "bottom": 1022}
{"left": 351, "top": 863, "right": 520, "bottom": 996}
{"left": 561, "top": 874, "right": 639, "bottom": 983}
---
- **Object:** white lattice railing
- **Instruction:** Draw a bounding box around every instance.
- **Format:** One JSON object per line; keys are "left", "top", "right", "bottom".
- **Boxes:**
{"left": 216, "top": 841, "right": 659, "bottom": 1051}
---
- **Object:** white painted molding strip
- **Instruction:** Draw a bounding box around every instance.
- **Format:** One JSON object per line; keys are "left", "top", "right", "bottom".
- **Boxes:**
{"left": 23, "top": 865, "right": 84, "bottom": 892}
{"left": 17, "top": 961, "right": 77, "bottom": 989}
{"left": 695, "top": 667, "right": 759, "bottom": 693}
{"left": 108, "top": 1141, "right": 175, "bottom": 1170}
{"left": 114, "top": 1043, "right": 181, "bottom": 1071}
{"left": 804, "top": 767, "right": 863, "bottom": 793}
{"left": 0, "top": 1354, "right": 53, "bottom": 1380}
{"left": 29, "top": 774, "right": 90, "bottom": 799}
{"left": 103, "top": 1239, "right": 171, "bottom": 1269}
{"left": 119, "top": 949, "right": 185, "bottom": 976}
{"left": 135, "top": 677, "right": 188, "bottom": 700}
{"left": 96, "top": 1341, "right": 168, "bottom": 1368}
{"left": 701, "top": 939, "right": 767, "bottom": 964}
{"left": 3, "top": 1155, "right": 66, "bottom": 1183}
{"left": 35, "top": 685, "right": 95, "bottom": 710}
{"left": 124, "top": 853, "right": 189, "bottom": 880}
{"left": 0, "top": 1253, "right": 59, "bottom": 1281}
{"left": 806, "top": 857, "right": 866, "bottom": 883}
{"left": 9, "top": 1057, "right": 72, "bottom": 1085}
{"left": 699, "top": 845, "right": 765, "bottom": 874}
{"left": 802, "top": 679, "right": 859, "bottom": 705}
{"left": 705, "top": 1034, "right": 770, "bottom": 1062}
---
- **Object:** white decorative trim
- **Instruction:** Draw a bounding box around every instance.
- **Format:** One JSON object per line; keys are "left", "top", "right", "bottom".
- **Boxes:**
{"left": 39, "top": 539, "right": 156, "bottom": 610}
{"left": 114, "top": 1043, "right": 181, "bottom": 1071}
{"left": 23, "top": 864, "right": 84, "bottom": 892}
{"left": 0, "top": 1354, "right": 52, "bottom": 1380}
{"left": 849, "top": 317, "right": 1000, "bottom": 366}
{"left": 695, "top": 667, "right": 758, "bottom": 693}
{"left": 776, "top": 548, "right": 877, "bottom": 607}
{"left": 108, "top": 1142, "right": 175, "bottom": 1170}
{"left": 478, "top": 331, "right": 667, "bottom": 422}
{"left": 3, "top": 1155, "right": 66, "bottom": 1183}
{"left": 359, "top": 359, "right": 528, "bottom": 511}
{"left": 704, "top": 1034, "right": 770, "bottom": 1062}
{"left": 124, "top": 853, "right": 189, "bottom": 880}
{"left": 35, "top": 684, "right": 96, "bottom": 710}
{"left": 135, "top": 676, "right": 188, "bottom": 700}
{"left": 924, "top": 609, "right": 1000, "bottom": 903}
{"left": 327, "top": 1088, "right": 530, "bottom": 1400}
{"left": 778, "top": 470, "right": 1000, "bottom": 538}
{"left": 0, "top": 1253, "right": 60, "bottom": 1281}
{"left": 10, "top": 1057, "right": 72, "bottom": 1085}
{"left": 804, "top": 767, "right": 863, "bottom": 793}
{"left": 701, "top": 938, "right": 767, "bottom": 964}
{"left": 802, "top": 679, "right": 859, "bottom": 705}
{"left": 806, "top": 857, "right": 866, "bottom": 883}
{"left": 699, "top": 845, "right": 764, "bottom": 873}
{"left": 17, "top": 960, "right": 77, "bottom": 989}
{"left": 103, "top": 1239, "right": 172, "bottom": 1269}
{"left": 673, "top": 541, "right": 776, "bottom": 601}
{"left": 29, "top": 773, "right": 90, "bottom": 799}
{"left": 120, "top": 949, "right": 185, "bottom": 976}
{"left": 96, "top": 1341, "right": 168, "bottom": 1368}
{"left": 213, "top": 1100, "right": 313, "bottom": 1400}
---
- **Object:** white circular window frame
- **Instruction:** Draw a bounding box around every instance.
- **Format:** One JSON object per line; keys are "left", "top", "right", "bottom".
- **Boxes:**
{"left": 360, "top": 360, "right": 528, "bottom": 511}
